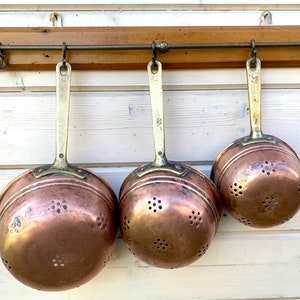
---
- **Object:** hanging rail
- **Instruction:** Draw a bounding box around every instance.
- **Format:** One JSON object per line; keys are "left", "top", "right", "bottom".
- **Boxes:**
{"left": 1, "top": 26, "right": 300, "bottom": 69}
{"left": 1, "top": 41, "right": 300, "bottom": 51}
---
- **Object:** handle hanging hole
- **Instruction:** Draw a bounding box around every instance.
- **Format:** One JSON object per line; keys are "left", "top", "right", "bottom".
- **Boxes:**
{"left": 59, "top": 65, "right": 68, "bottom": 75}
{"left": 151, "top": 63, "right": 159, "bottom": 74}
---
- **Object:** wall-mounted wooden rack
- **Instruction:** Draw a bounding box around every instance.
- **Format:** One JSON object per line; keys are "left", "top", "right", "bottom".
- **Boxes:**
{"left": 1, "top": 26, "right": 300, "bottom": 70}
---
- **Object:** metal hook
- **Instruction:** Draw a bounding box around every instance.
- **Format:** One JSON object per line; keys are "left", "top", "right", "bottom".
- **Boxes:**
{"left": 0, "top": 52, "right": 7, "bottom": 69}
{"left": 259, "top": 11, "right": 273, "bottom": 26}
{"left": 62, "top": 41, "right": 67, "bottom": 68}
{"left": 151, "top": 41, "right": 158, "bottom": 68}
{"left": 250, "top": 39, "right": 257, "bottom": 67}
{"left": 49, "top": 12, "right": 63, "bottom": 27}
{"left": 0, "top": 43, "right": 7, "bottom": 69}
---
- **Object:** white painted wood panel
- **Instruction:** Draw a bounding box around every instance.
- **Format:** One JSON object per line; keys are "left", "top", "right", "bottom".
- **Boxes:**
{"left": 1, "top": 68, "right": 300, "bottom": 92}
{"left": 0, "top": 88, "right": 300, "bottom": 165}
{"left": 0, "top": 11, "right": 299, "bottom": 26}
{"left": 0, "top": 1, "right": 300, "bottom": 12}
{"left": 0, "top": 77, "right": 299, "bottom": 299}
{"left": 0, "top": 5, "right": 299, "bottom": 300}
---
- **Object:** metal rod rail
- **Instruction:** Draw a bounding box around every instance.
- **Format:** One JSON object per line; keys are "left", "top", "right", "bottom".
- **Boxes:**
{"left": 166, "top": 41, "right": 300, "bottom": 49}
{"left": 1, "top": 41, "right": 300, "bottom": 52}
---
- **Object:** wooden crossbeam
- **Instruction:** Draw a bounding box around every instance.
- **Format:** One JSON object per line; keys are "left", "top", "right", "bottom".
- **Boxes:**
{"left": 0, "top": 26, "right": 300, "bottom": 69}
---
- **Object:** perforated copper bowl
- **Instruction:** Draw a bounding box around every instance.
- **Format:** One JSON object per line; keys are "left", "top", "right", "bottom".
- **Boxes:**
{"left": 0, "top": 62, "right": 118, "bottom": 290}
{"left": 0, "top": 169, "right": 118, "bottom": 290}
{"left": 119, "top": 61, "right": 222, "bottom": 268}
{"left": 211, "top": 58, "right": 300, "bottom": 227}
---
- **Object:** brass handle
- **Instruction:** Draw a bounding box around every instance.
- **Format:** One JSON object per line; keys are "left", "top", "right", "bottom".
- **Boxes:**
{"left": 136, "top": 60, "right": 185, "bottom": 177}
{"left": 33, "top": 62, "right": 86, "bottom": 178}
{"left": 147, "top": 60, "right": 168, "bottom": 167}
{"left": 54, "top": 62, "right": 71, "bottom": 169}
{"left": 247, "top": 57, "right": 263, "bottom": 140}
{"left": 240, "top": 58, "right": 276, "bottom": 146}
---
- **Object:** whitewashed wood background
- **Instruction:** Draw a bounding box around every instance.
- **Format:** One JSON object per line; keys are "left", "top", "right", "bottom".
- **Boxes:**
{"left": 0, "top": 2, "right": 299, "bottom": 300}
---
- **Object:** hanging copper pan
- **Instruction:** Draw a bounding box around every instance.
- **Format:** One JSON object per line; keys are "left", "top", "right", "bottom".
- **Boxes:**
{"left": 211, "top": 57, "right": 300, "bottom": 227}
{"left": 0, "top": 61, "right": 118, "bottom": 291}
{"left": 119, "top": 60, "right": 222, "bottom": 269}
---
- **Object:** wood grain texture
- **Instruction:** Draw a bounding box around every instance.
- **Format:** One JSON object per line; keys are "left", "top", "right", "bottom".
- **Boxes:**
{"left": 0, "top": 89, "right": 300, "bottom": 165}
{"left": 1, "top": 26, "right": 300, "bottom": 69}
{"left": 0, "top": 7, "right": 299, "bottom": 300}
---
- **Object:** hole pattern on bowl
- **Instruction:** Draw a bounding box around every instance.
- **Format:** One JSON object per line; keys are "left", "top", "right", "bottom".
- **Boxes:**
{"left": 298, "top": 183, "right": 300, "bottom": 193}
{"left": 51, "top": 199, "right": 67, "bottom": 214}
{"left": 237, "top": 216, "right": 252, "bottom": 226}
{"left": 121, "top": 216, "right": 130, "bottom": 231}
{"left": 198, "top": 244, "right": 209, "bottom": 257}
{"left": 52, "top": 254, "right": 67, "bottom": 267}
{"left": 128, "top": 247, "right": 136, "bottom": 256}
{"left": 260, "top": 161, "right": 276, "bottom": 176}
{"left": 262, "top": 196, "right": 278, "bottom": 210}
{"left": 2, "top": 258, "right": 12, "bottom": 271}
{"left": 153, "top": 238, "right": 169, "bottom": 250}
{"left": 229, "top": 182, "right": 243, "bottom": 197}
{"left": 189, "top": 210, "right": 202, "bottom": 227}
{"left": 148, "top": 197, "right": 163, "bottom": 213}
{"left": 282, "top": 216, "right": 292, "bottom": 224}
{"left": 103, "top": 255, "right": 111, "bottom": 267}
{"left": 9, "top": 216, "right": 21, "bottom": 234}
{"left": 96, "top": 212, "right": 108, "bottom": 229}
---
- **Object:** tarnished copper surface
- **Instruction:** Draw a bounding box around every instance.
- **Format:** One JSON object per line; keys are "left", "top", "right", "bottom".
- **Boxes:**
{"left": 119, "top": 61, "right": 221, "bottom": 268}
{"left": 0, "top": 168, "right": 118, "bottom": 291}
{"left": 211, "top": 137, "right": 300, "bottom": 227}
{"left": 211, "top": 58, "right": 300, "bottom": 227}
{"left": 119, "top": 163, "right": 221, "bottom": 268}
{"left": 0, "top": 62, "right": 118, "bottom": 291}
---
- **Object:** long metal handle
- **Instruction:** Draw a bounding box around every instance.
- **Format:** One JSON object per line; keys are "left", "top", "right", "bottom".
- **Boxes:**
{"left": 136, "top": 60, "right": 185, "bottom": 177}
{"left": 148, "top": 60, "right": 168, "bottom": 167}
{"left": 246, "top": 58, "right": 263, "bottom": 140}
{"left": 53, "top": 62, "right": 71, "bottom": 169}
{"left": 33, "top": 62, "right": 86, "bottom": 178}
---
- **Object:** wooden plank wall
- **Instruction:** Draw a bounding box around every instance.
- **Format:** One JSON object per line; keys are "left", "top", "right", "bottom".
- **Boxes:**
{"left": 0, "top": 3, "right": 299, "bottom": 300}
